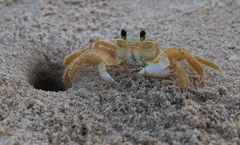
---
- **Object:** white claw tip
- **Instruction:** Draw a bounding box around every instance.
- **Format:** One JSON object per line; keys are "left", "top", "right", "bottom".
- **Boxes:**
{"left": 138, "top": 69, "right": 145, "bottom": 75}
{"left": 98, "top": 63, "right": 115, "bottom": 82}
{"left": 139, "top": 55, "right": 170, "bottom": 77}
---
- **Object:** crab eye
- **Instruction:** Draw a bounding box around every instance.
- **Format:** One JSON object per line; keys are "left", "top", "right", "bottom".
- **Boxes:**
{"left": 140, "top": 30, "right": 146, "bottom": 41}
{"left": 121, "top": 29, "right": 127, "bottom": 40}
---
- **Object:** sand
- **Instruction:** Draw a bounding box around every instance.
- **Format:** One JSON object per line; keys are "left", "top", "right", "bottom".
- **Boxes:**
{"left": 0, "top": 0, "right": 240, "bottom": 144}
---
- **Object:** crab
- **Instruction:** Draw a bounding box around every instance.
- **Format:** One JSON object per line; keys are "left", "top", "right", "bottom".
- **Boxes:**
{"left": 63, "top": 29, "right": 222, "bottom": 90}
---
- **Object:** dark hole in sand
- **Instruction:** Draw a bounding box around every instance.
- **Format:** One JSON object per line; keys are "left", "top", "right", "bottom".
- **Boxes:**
{"left": 29, "top": 63, "right": 66, "bottom": 92}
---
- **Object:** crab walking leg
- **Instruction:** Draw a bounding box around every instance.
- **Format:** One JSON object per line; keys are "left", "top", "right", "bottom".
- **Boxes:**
{"left": 63, "top": 68, "right": 72, "bottom": 88}
{"left": 174, "top": 62, "right": 189, "bottom": 90}
{"left": 98, "top": 63, "right": 115, "bottom": 82}
{"left": 64, "top": 50, "right": 115, "bottom": 86}
{"left": 63, "top": 49, "right": 87, "bottom": 68}
{"left": 193, "top": 56, "right": 222, "bottom": 71}
{"left": 63, "top": 54, "right": 101, "bottom": 87}
{"left": 186, "top": 57, "right": 204, "bottom": 82}
{"left": 138, "top": 54, "right": 170, "bottom": 77}
{"left": 64, "top": 41, "right": 116, "bottom": 68}
{"left": 95, "top": 41, "right": 117, "bottom": 57}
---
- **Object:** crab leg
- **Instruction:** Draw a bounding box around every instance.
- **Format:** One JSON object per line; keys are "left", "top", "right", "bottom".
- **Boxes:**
{"left": 95, "top": 40, "right": 117, "bottom": 57}
{"left": 138, "top": 53, "right": 170, "bottom": 77}
{"left": 64, "top": 49, "right": 87, "bottom": 68}
{"left": 193, "top": 56, "right": 222, "bottom": 71}
{"left": 63, "top": 53, "right": 100, "bottom": 87}
{"left": 173, "top": 62, "right": 189, "bottom": 90}
{"left": 64, "top": 41, "right": 116, "bottom": 68}
{"left": 186, "top": 56, "right": 204, "bottom": 82}
{"left": 63, "top": 49, "right": 115, "bottom": 87}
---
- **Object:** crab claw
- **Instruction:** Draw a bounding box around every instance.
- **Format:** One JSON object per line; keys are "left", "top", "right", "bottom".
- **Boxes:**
{"left": 138, "top": 54, "right": 170, "bottom": 77}
{"left": 98, "top": 62, "right": 115, "bottom": 82}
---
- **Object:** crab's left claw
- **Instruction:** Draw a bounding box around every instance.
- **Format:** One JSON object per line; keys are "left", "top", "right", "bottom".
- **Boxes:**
{"left": 139, "top": 54, "right": 170, "bottom": 77}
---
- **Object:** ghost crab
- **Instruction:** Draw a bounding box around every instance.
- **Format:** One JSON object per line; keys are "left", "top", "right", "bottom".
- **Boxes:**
{"left": 63, "top": 29, "right": 222, "bottom": 90}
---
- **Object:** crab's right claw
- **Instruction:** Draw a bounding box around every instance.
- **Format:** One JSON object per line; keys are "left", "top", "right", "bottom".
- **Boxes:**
{"left": 138, "top": 54, "right": 170, "bottom": 77}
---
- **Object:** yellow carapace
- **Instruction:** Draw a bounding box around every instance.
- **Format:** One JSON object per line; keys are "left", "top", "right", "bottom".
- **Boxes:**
{"left": 63, "top": 29, "right": 222, "bottom": 90}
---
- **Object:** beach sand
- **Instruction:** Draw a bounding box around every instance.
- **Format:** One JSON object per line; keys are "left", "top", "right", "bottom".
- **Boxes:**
{"left": 0, "top": 0, "right": 240, "bottom": 144}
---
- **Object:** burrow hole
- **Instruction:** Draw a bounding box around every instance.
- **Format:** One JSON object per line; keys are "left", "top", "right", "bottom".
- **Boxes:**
{"left": 28, "top": 62, "right": 66, "bottom": 92}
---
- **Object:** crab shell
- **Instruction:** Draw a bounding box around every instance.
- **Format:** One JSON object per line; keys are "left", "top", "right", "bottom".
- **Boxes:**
{"left": 113, "top": 38, "right": 160, "bottom": 65}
